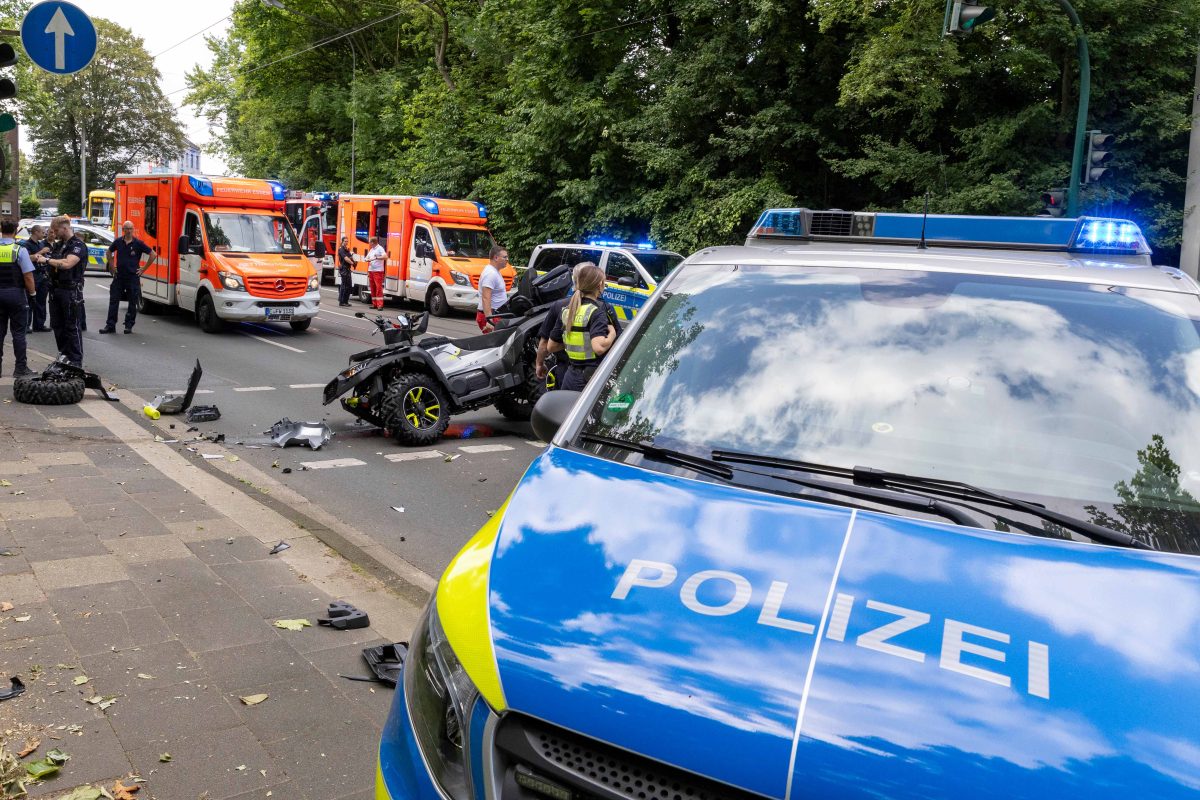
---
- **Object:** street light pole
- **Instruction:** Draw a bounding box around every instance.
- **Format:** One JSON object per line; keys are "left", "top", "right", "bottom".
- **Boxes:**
{"left": 1052, "top": 0, "right": 1091, "bottom": 219}
{"left": 80, "top": 125, "right": 86, "bottom": 215}
{"left": 1181, "top": 38, "right": 1200, "bottom": 279}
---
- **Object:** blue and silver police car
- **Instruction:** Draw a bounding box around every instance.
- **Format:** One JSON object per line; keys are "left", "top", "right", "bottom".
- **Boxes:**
{"left": 379, "top": 209, "right": 1200, "bottom": 800}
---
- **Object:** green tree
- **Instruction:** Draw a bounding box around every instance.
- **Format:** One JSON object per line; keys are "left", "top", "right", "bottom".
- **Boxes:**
{"left": 23, "top": 17, "right": 184, "bottom": 215}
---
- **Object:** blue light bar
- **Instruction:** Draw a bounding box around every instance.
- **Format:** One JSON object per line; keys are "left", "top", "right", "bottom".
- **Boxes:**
{"left": 588, "top": 240, "right": 623, "bottom": 248}
{"left": 473, "top": 202, "right": 488, "bottom": 219}
{"left": 266, "top": 180, "right": 287, "bottom": 201}
{"left": 418, "top": 197, "right": 440, "bottom": 215}
{"left": 636, "top": 242, "right": 655, "bottom": 250}
{"left": 188, "top": 176, "right": 214, "bottom": 197}
{"left": 748, "top": 209, "right": 1151, "bottom": 257}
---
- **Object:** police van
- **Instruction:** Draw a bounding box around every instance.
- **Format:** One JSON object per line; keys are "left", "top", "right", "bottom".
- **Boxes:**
{"left": 377, "top": 210, "right": 1200, "bottom": 800}
{"left": 527, "top": 241, "right": 684, "bottom": 321}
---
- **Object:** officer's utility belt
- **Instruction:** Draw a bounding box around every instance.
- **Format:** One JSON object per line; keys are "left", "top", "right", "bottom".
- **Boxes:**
{"left": 566, "top": 361, "right": 598, "bottom": 371}
{"left": 51, "top": 281, "right": 83, "bottom": 290}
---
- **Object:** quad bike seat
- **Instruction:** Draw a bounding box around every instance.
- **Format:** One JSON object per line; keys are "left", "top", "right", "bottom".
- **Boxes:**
{"left": 443, "top": 326, "right": 521, "bottom": 353}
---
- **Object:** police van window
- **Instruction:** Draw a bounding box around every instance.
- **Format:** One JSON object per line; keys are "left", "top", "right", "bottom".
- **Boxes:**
{"left": 355, "top": 212, "right": 370, "bottom": 242}
{"left": 606, "top": 252, "right": 644, "bottom": 288}
{"left": 582, "top": 264, "right": 1200, "bottom": 554}
{"left": 532, "top": 249, "right": 563, "bottom": 273}
{"left": 144, "top": 196, "right": 158, "bottom": 237}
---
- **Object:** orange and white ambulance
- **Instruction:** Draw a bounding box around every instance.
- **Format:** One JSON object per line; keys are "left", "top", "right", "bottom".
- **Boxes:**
{"left": 336, "top": 195, "right": 514, "bottom": 316}
{"left": 115, "top": 174, "right": 321, "bottom": 333}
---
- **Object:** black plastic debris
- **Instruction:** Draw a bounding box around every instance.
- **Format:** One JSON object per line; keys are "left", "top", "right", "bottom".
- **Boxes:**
{"left": 268, "top": 541, "right": 291, "bottom": 555}
{"left": 360, "top": 643, "right": 407, "bottom": 686}
{"left": 0, "top": 548, "right": 16, "bottom": 557}
{"left": 150, "top": 360, "right": 202, "bottom": 414}
{"left": 0, "top": 676, "right": 25, "bottom": 701}
{"left": 281, "top": 468, "right": 292, "bottom": 474}
{"left": 45, "top": 358, "right": 120, "bottom": 401}
{"left": 186, "top": 405, "right": 221, "bottom": 423}
{"left": 318, "top": 601, "right": 370, "bottom": 630}
{"left": 205, "top": 431, "right": 226, "bottom": 443}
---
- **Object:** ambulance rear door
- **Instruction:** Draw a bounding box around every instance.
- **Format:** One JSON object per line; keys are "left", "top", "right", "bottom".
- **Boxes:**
{"left": 128, "top": 178, "right": 176, "bottom": 306}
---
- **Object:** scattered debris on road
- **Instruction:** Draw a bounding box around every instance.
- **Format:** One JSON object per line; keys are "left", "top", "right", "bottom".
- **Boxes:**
{"left": 391, "top": 506, "right": 405, "bottom": 513}
{"left": 0, "top": 677, "right": 25, "bottom": 701}
{"left": 239, "top": 693, "right": 269, "bottom": 706}
{"left": 148, "top": 360, "right": 203, "bottom": 415}
{"left": 318, "top": 601, "right": 370, "bottom": 630}
{"left": 268, "top": 541, "right": 291, "bottom": 555}
{"left": 360, "top": 643, "right": 407, "bottom": 687}
{"left": 158, "top": 753, "right": 172, "bottom": 763}
{"left": 265, "top": 418, "right": 333, "bottom": 450}
{"left": 186, "top": 405, "right": 221, "bottom": 423}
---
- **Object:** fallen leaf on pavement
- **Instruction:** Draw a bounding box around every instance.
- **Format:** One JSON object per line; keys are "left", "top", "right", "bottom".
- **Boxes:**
{"left": 85, "top": 695, "right": 118, "bottom": 710}
{"left": 239, "top": 693, "right": 268, "bottom": 706}
{"left": 58, "top": 787, "right": 105, "bottom": 800}
{"left": 135, "top": 674, "right": 153, "bottom": 680}
{"left": 235, "top": 764, "right": 246, "bottom": 771}
{"left": 24, "top": 748, "right": 68, "bottom": 779}
{"left": 112, "top": 778, "right": 140, "bottom": 798}
{"left": 16, "top": 739, "right": 39, "bottom": 758}
{"left": 0, "top": 602, "right": 12, "bottom": 612}
{"left": 13, "top": 615, "right": 31, "bottom": 622}
{"left": 272, "top": 619, "right": 311, "bottom": 631}
{"left": 226, "top": 455, "right": 239, "bottom": 462}
{"left": 158, "top": 753, "right": 172, "bottom": 763}
{"left": 0, "top": 480, "right": 11, "bottom": 487}
{"left": 72, "top": 675, "right": 89, "bottom": 686}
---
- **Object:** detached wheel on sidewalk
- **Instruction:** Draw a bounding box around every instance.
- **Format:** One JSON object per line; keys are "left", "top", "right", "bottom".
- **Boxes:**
{"left": 14, "top": 375, "right": 86, "bottom": 405}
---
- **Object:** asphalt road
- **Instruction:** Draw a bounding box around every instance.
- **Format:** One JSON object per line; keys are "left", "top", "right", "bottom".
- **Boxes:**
{"left": 31, "top": 275, "right": 543, "bottom": 579}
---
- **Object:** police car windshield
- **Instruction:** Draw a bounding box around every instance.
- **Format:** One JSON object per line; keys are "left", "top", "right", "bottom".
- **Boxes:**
{"left": 435, "top": 227, "right": 494, "bottom": 259}
{"left": 583, "top": 264, "right": 1200, "bottom": 555}
{"left": 204, "top": 213, "right": 300, "bottom": 255}
{"left": 635, "top": 252, "right": 684, "bottom": 282}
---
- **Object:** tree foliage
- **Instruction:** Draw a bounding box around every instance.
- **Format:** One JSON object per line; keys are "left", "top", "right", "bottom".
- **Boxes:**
{"left": 186, "top": 0, "right": 1200, "bottom": 263}
{"left": 23, "top": 17, "right": 184, "bottom": 215}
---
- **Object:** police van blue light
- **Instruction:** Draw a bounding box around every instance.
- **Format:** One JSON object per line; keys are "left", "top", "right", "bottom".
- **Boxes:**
{"left": 747, "top": 208, "right": 1152, "bottom": 263}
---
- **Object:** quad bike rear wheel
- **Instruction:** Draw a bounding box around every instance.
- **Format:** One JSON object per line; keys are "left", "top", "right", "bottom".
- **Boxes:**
{"left": 380, "top": 373, "right": 450, "bottom": 446}
{"left": 14, "top": 373, "right": 85, "bottom": 406}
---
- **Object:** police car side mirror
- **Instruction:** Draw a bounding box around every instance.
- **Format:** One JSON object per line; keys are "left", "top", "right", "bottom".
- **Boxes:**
{"left": 617, "top": 276, "right": 636, "bottom": 287}
{"left": 531, "top": 390, "right": 582, "bottom": 443}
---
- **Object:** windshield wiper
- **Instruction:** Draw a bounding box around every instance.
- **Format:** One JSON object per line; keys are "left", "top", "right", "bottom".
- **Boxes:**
{"left": 579, "top": 433, "right": 734, "bottom": 480}
{"left": 710, "top": 450, "right": 1153, "bottom": 550}
{"left": 580, "top": 434, "right": 980, "bottom": 527}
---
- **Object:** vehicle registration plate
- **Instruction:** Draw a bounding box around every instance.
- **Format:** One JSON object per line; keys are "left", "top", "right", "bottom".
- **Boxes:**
{"left": 265, "top": 308, "right": 294, "bottom": 321}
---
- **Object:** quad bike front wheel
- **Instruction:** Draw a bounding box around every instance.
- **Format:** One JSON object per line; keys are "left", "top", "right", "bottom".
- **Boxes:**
{"left": 380, "top": 373, "right": 450, "bottom": 446}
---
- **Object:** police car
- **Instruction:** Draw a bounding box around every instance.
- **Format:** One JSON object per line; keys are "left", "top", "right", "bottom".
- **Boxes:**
{"left": 16, "top": 219, "right": 114, "bottom": 273}
{"left": 378, "top": 209, "right": 1200, "bottom": 800}
{"left": 526, "top": 240, "right": 684, "bottom": 321}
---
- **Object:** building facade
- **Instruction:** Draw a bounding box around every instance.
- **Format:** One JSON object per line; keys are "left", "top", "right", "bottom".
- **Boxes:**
{"left": 134, "top": 138, "right": 202, "bottom": 175}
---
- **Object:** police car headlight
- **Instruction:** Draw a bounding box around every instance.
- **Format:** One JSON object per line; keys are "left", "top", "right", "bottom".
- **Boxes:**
{"left": 218, "top": 271, "right": 245, "bottom": 291}
{"left": 406, "top": 600, "right": 476, "bottom": 800}
{"left": 307, "top": 275, "right": 320, "bottom": 291}
{"left": 450, "top": 270, "right": 471, "bottom": 287}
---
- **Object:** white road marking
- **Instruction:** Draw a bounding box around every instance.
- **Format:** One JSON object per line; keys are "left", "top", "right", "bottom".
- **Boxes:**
{"left": 384, "top": 451, "right": 444, "bottom": 463}
{"left": 526, "top": 440, "right": 548, "bottom": 447}
{"left": 299, "top": 458, "right": 367, "bottom": 470}
{"left": 240, "top": 332, "right": 306, "bottom": 353}
{"left": 289, "top": 383, "right": 327, "bottom": 389}
{"left": 318, "top": 308, "right": 366, "bottom": 320}
{"left": 234, "top": 386, "right": 276, "bottom": 392}
{"left": 167, "top": 389, "right": 214, "bottom": 395}
{"left": 459, "top": 444, "right": 514, "bottom": 454}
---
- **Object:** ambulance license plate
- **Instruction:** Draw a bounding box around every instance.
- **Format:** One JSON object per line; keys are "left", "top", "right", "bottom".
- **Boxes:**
{"left": 265, "top": 308, "right": 294, "bottom": 321}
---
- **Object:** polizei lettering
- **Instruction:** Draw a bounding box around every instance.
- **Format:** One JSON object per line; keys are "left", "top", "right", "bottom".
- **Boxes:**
{"left": 611, "top": 559, "right": 1051, "bottom": 699}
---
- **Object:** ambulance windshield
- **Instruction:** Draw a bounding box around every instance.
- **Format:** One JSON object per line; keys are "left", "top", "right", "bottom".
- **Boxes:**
{"left": 435, "top": 226, "right": 494, "bottom": 259}
{"left": 205, "top": 213, "right": 301, "bottom": 255}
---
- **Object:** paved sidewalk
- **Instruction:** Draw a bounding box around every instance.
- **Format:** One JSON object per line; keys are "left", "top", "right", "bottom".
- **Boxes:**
{"left": 0, "top": 366, "right": 425, "bottom": 799}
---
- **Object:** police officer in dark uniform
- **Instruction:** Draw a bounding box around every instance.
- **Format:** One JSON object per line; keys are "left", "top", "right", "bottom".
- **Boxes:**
{"left": 22, "top": 224, "right": 51, "bottom": 333}
{"left": 38, "top": 216, "right": 88, "bottom": 366}
{"left": 0, "top": 219, "right": 37, "bottom": 377}
{"left": 101, "top": 220, "right": 153, "bottom": 334}
{"left": 535, "top": 262, "right": 620, "bottom": 390}
{"left": 336, "top": 236, "right": 354, "bottom": 306}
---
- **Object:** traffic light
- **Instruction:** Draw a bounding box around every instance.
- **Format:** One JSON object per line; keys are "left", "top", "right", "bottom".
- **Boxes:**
{"left": 948, "top": 1, "right": 995, "bottom": 35}
{"left": 0, "top": 41, "right": 16, "bottom": 133}
{"left": 1083, "top": 130, "right": 1114, "bottom": 184}
{"left": 1041, "top": 188, "right": 1067, "bottom": 217}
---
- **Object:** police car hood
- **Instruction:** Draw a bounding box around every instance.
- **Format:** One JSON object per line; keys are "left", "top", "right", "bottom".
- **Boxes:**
{"left": 486, "top": 447, "right": 1200, "bottom": 800}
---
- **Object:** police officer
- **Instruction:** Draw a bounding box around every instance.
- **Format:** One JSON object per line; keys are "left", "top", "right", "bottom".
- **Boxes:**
{"left": 547, "top": 263, "right": 617, "bottom": 391}
{"left": 101, "top": 221, "right": 153, "bottom": 334}
{"left": 38, "top": 216, "right": 88, "bottom": 366}
{"left": 0, "top": 220, "right": 37, "bottom": 377}
{"left": 336, "top": 236, "right": 354, "bottom": 306}
{"left": 536, "top": 262, "right": 621, "bottom": 388}
{"left": 22, "top": 224, "right": 51, "bottom": 333}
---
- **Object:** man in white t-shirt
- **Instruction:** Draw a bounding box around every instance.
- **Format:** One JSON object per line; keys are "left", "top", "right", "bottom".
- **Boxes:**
{"left": 366, "top": 236, "right": 387, "bottom": 309}
{"left": 476, "top": 245, "right": 509, "bottom": 333}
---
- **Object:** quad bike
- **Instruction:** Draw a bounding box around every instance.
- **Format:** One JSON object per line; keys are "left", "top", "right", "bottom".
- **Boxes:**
{"left": 323, "top": 265, "right": 573, "bottom": 445}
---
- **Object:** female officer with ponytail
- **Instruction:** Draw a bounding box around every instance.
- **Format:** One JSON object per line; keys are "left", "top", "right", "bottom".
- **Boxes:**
{"left": 547, "top": 263, "right": 617, "bottom": 391}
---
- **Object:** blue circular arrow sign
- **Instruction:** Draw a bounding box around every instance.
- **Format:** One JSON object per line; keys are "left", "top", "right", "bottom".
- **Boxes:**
{"left": 21, "top": 1, "right": 97, "bottom": 76}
